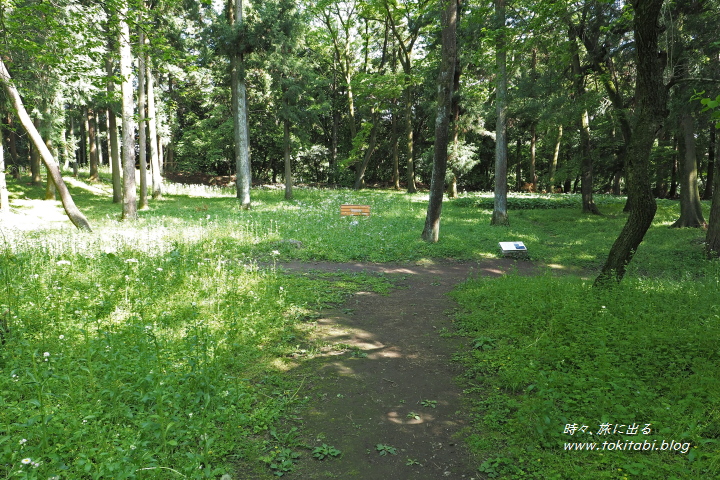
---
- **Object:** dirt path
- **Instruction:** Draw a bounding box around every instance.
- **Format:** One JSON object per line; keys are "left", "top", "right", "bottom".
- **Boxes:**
{"left": 275, "top": 259, "right": 536, "bottom": 479}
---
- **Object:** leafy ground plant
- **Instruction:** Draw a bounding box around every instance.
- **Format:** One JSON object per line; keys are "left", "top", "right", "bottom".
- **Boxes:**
{"left": 312, "top": 444, "right": 341, "bottom": 460}
{"left": 376, "top": 444, "right": 398, "bottom": 456}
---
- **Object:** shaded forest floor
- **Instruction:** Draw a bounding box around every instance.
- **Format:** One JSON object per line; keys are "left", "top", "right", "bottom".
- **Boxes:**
{"left": 263, "top": 259, "right": 537, "bottom": 480}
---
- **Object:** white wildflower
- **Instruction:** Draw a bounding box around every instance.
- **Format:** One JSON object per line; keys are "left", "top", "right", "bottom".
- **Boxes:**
{"left": 21, "top": 458, "right": 31, "bottom": 465}
{"left": 56, "top": 260, "right": 71, "bottom": 266}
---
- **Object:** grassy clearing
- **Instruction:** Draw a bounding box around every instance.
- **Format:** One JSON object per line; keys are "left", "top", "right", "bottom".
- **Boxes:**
{"left": 1, "top": 171, "right": 718, "bottom": 479}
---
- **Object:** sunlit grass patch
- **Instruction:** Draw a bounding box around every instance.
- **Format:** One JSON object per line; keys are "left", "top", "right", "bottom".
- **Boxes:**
{"left": 0, "top": 223, "right": 392, "bottom": 479}
{"left": 452, "top": 269, "right": 720, "bottom": 479}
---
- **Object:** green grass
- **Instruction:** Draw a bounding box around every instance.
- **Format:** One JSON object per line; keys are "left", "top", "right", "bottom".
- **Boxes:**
{"left": 1, "top": 170, "right": 718, "bottom": 479}
{"left": 451, "top": 271, "right": 720, "bottom": 479}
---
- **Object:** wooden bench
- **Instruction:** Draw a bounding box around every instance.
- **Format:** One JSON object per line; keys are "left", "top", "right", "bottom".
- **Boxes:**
{"left": 340, "top": 204, "right": 371, "bottom": 216}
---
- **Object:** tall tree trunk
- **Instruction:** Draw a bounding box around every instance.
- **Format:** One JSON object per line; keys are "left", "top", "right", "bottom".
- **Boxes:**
{"left": 580, "top": 109, "right": 601, "bottom": 214}
{"left": 44, "top": 133, "right": 56, "bottom": 201}
{"left": 353, "top": 110, "right": 380, "bottom": 190}
{"left": 491, "top": 0, "right": 509, "bottom": 226}
{"left": 706, "top": 128, "right": 720, "bottom": 258}
{"left": 530, "top": 123, "right": 537, "bottom": 189}
{"left": 0, "top": 59, "right": 92, "bottom": 231}
{"left": 392, "top": 100, "right": 400, "bottom": 190}
{"left": 404, "top": 85, "right": 416, "bottom": 193}
{"left": 595, "top": 0, "right": 667, "bottom": 286}
{"left": 69, "top": 116, "right": 79, "bottom": 177}
{"left": 550, "top": 124, "right": 562, "bottom": 189}
{"left": 88, "top": 109, "right": 99, "bottom": 181}
{"left": 97, "top": 112, "right": 104, "bottom": 167}
{"left": 4, "top": 116, "right": 19, "bottom": 179}
{"left": 80, "top": 110, "right": 88, "bottom": 169}
{"left": 31, "top": 118, "right": 42, "bottom": 185}
{"left": 107, "top": 106, "right": 122, "bottom": 203}
{"left": 422, "top": 0, "right": 457, "bottom": 243}
{"left": 0, "top": 133, "right": 8, "bottom": 214}
{"left": 671, "top": 111, "right": 705, "bottom": 227}
{"left": 137, "top": 29, "right": 149, "bottom": 211}
{"left": 702, "top": 125, "right": 715, "bottom": 200}
{"left": 667, "top": 136, "right": 679, "bottom": 198}
{"left": 146, "top": 54, "right": 162, "bottom": 199}
{"left": 515, "top": 136, "right": 522, "bottom": 190}
{"left": 447, "top": 82, "right": 461, "bottom": 199}
{"left": 284, "top": 114, "right": 293, "bottom": 200}
{"left": 230, "top": 0, "right": 251, "bottom": 208}
{"left": 119, "top": 10, "right": 137, "bottom": 221}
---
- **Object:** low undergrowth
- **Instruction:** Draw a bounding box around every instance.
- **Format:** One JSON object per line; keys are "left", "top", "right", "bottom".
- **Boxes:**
{"left": 0, "top": 233, "right": 391, "bottom": 479}
{"left": 451, "top": 268, "right": 720, "bottom": 479}
{"left": 3, "top": 172, "right": 719, "bottom": 479}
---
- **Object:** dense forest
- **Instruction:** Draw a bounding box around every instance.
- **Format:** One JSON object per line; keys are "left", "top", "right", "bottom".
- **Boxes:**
{"left": 1, "top": 0, "right": 719, "bottom": 254}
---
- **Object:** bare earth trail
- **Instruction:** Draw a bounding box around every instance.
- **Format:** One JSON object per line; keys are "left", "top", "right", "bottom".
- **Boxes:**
{"left": 274, "top": 259, "right": 537, "bottom": 480}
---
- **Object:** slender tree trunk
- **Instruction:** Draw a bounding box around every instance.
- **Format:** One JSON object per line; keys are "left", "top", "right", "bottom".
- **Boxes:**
{"left": 97, "top": 112, "right": 104, "bottom": 167}
{"left": 137, "top": 29, "right": 149, "bottom": 210}
{"left": 284, "top": 114, "right": 293, "bottom": 200}
{"left": 88, "top": 109, "right": 99, "bottom": 181}
{"left": 31, "top": 118, "right": 42, "bottom": 185}
{"left": 0, "top": 59, "right": 92, "bottom": 231}
{"left": 146, "top": 54, "right": 162, "bottom": 199}
{"left": 702, "top": 125, "right": 715, "bottom": 200}
{"left": 706, "top": 128, "right": 720, "bottom": 258}
{"left": 230, "top": 0, "right": 251, "bottom": 208}
{"left": 353, "top": 110, "right": 380, "bottom": 190}
{"left": 70, "top": 116, "right": 79, "bottom": 177}
{"left": 550, "top": 125, "right": 562, "bottom": 189}
{"left": 667, "top": 136, "right": 679, "bottom": 198}
{"left": 595, "top": 0, "right": 667, "bottom": 286}
{"left": 671, "top": 111, "right": 705, "bottom": 227}
{"left": 81, "top": 110, "right": 88, "bottom": 169}
{"left": 422, "top": 0, "right": 457, "bottom": 242}
{"left": 392, "top": 101, "right": 400, "bottom": 189}
{"left": 108, "top": 107, "right": 121, "bottom": 203}
{"left": 580, "top": 109, "right": 601, "bottom": 214}
{"left": 530, "top": 123, "right": 537, "bottom": 189}
{"left": 44, "top": 133, "right": 56, "bottom": 200}
{"left": 515, "top": 136, "right": 522, "bottom": 190}
{"left": 404, "top": 85, "right": 416, "bottom": 193}
{"left": 119, "top": 10, "right": 137, "bottom": 221}
{"left": 491, "top": 0, "right": 509, "bottom": 226}
{"left": 0, "top": 134, "right": 8, "bottom": 214}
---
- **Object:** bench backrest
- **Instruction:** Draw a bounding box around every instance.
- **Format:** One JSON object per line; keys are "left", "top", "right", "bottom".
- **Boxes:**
{"left": 340, "top": 204, "right": 371, "bottom": 216}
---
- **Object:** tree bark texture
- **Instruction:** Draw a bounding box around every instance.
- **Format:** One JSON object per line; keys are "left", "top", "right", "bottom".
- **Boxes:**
{"left": 703, "top": 126, "right": 715, "bottom": 200}
{"left": 491, "top": 0, "right": 509, "bottom": 226}
{"left": 119, "top": 11, "right": 138, "bottom": 221}
{"left": 284, "top": 115, "right": 293, "bottom": 200}
{"left": 580, "top": 109, "right": 601, "bottom": 214}
{"left": 146, "top": 55, "right": 163, "bottom": 199}
{"left": 671, "top": 112, "right": 705, "bottom": 227}
{"left": 30, "top": 118, "right": 42, "bottom": 185}
{"left": 595, "top": 0, "right": 667, "bottom": 286}
{"left": 706, "top": 126, "right": 720, "bottom": 257}
{"left": 0, "top": 134, "right": 8, "bottom": 214}
{"left": 231, "top": 0, "right": 251, "bottom": 208}
{"left": 88, "top": 109, "right": 99, "bottom": 181}
{"left": 404, "top": 85, "right": 417, "bottom": 193}
{"left": 0, "top": 59, "right": 92, "bottom": 231}
{"left": 422, "top": 0, "right": 457, "bottom": 242}
{"left": 550, "top": 124, "right": 562, "bottom": 188}
{"left": 138, "top": 30, "right": 149, "bottom": 211}
{"left": 353, "top": 111, "right": 380, "bottom": 190}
